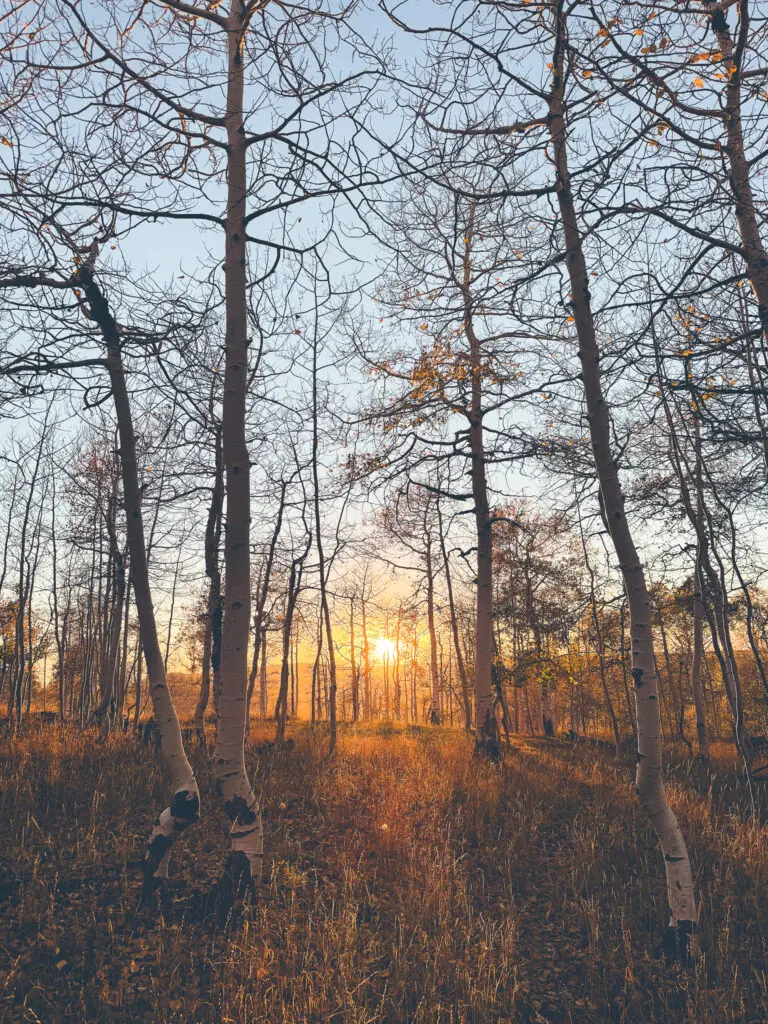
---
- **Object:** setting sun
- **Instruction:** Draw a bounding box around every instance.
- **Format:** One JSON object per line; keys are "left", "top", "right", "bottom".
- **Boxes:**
{"left": 373, "top": 636, "right": 397, "bottom": 660}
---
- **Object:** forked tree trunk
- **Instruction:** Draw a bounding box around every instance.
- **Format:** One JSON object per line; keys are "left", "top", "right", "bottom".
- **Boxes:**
{"left": 547, "top": 2, "right": 695, "bottom": 956}
{"left": 76, "top": 264, "right": 199, "bottom": 888}
{"left": 215, "top": 5, "right": 264, "bottom": 894}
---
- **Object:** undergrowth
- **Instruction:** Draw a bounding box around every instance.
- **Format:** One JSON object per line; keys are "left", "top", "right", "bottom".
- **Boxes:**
{"left": 0, "top": 723, "right": 766, "bottom": 1022}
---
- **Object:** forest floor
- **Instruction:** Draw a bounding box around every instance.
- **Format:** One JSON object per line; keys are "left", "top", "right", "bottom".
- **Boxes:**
{"left": 0, "top": 723, "right": 766, "bottom": 1023}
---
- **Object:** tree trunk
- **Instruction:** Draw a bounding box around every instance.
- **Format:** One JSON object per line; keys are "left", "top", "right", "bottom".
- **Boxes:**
{"left": 425, "top": 532, "right": 441, "bottom": 724}
{"left": 94, "top": 526, "right": 125, "bottom": 740}
{"left": 311, "top": 331, "right": 337, "bottom": 752}
{"left": 579, "top": 514, "right": 621, "bottom": 750}
{"left": 711, "top": 3, "right": 768, "bottom": 338}
{"left": 275, "top": 538, "right": 309, "bottom": 743}
{"left": 259, "top": 627, "right": 268, "bottom": 718}
{"left": 361, "top": 595, "right": 371, "bottom": 719}
{"left": 394, "top": 604, "right": 402, "bottom": 721}
{"left": 349, "top": 596, "right": 359, "bottom": 722}
{"left": 76, "top": 263, "right": 198, "bottom": 887}
{"left": 546, "top": 4, "right": 695, "bottom": 954}
{"left": 247, "top": 480, "right": 286, "bottom": 720}
{"left": 8, "top": 419, "right": 47, "bottom": 730}
{"left": 437, "top": 500, "right": 472, "bottom": 730}
{"left": 691, "top": 556, "right": 710, "bottom": 759}
{"left": 214, "top": 5, "right": 264, "bottom": 895}
{"left": 461, "top": 209, "right": 497, "bottom": 757}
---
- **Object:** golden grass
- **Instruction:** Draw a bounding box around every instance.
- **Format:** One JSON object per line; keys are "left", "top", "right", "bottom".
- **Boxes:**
{"left": 1, "top": 725, "right": 767, "bottom": 1022}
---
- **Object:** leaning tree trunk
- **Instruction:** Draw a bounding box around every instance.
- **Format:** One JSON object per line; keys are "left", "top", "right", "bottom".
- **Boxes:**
{"left": 214, "top": 5, "right": 264, "bottom": 896}
{"left": 76, "top": 264, "right": 199, "bottom": 889}
{"left": 546, "top": 2, "right": 695, "bottom": 957}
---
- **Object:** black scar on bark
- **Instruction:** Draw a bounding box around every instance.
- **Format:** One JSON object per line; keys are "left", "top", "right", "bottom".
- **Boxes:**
{"left": 710, "top": 9, "right": 727, "bottom": 33}
{"left": 631, "top": 668, "right": 645, "bottom": 688}
{"left": 662, "top": 919, "right": 696, "bottom": 966}
{"left": 224, "top": 794, "right": 256, "bottom": 823}
{"left": 141, "top": 833, "right": 172, "bottom": 899}
{"left": 208, "top": 851, "right": 254, "bottom": 928}
{"left": 474, "top": 709, "right": 502, "bottom": 764}
{"left": 171, "top": 790, "right": 199, "bottom": 827}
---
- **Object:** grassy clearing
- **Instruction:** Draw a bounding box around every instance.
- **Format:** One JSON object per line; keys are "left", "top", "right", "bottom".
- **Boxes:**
{"left": 1, "top": 723, "right": 767, "bottom": 1022}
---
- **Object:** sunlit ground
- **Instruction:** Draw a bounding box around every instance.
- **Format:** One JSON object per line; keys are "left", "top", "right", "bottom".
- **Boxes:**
{"left": 0, "top": 722, "right": 764, "bottom": 1023}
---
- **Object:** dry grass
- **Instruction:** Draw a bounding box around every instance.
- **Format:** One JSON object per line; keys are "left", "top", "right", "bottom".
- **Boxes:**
{"left": 1, "top": 724, "right": 767, "bottom": 1022}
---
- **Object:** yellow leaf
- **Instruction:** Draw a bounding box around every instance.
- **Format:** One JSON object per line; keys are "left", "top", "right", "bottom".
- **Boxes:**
{"left": 567, "top": 316, "right": 575, "bottom": 323}
{"left": 693, "top": 77, "right": 704, "bottom": 88}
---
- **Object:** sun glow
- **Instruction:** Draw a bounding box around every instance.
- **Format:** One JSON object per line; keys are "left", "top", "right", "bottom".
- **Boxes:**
{"left": 374, "top": 636, "right": 397, "bottom": 661}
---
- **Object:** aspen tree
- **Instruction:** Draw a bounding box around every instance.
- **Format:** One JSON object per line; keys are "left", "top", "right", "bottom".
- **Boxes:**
{"left": 76, "top": 258, "right": 200, "bottom": 887}
{"left": 545, "top": 0, "right": 696, "bottom": 955}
